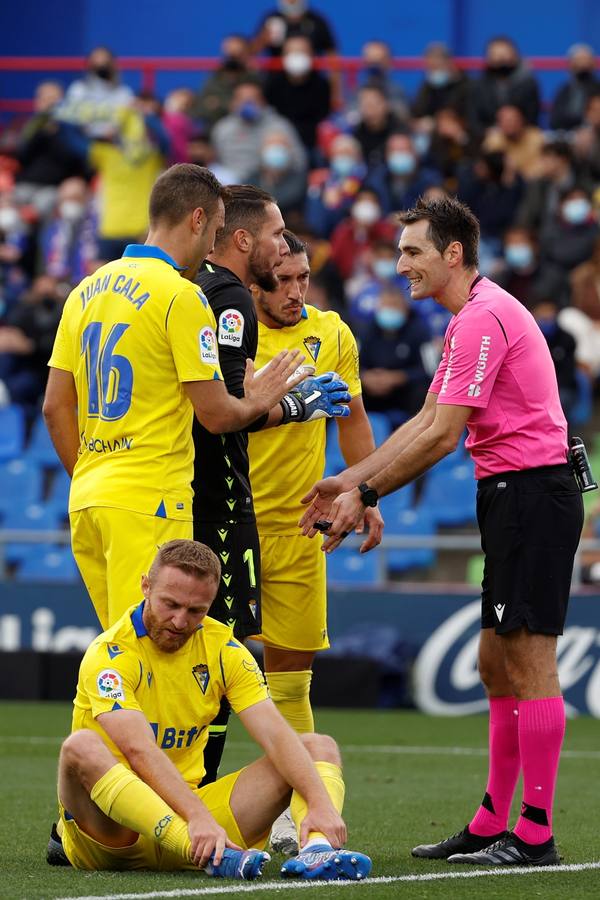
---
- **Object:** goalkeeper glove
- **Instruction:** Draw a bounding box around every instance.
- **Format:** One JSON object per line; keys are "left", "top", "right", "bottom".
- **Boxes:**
{"left": 279, "top": 371, "right": 351, "bottom": 424}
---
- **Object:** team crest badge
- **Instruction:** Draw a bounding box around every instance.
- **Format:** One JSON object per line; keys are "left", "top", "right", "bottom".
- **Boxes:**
{"left": 192, "top": 663, "right": 210, "bottom": 694}
{"left": 303, "top": 335, "right": 322, "bottom": 363}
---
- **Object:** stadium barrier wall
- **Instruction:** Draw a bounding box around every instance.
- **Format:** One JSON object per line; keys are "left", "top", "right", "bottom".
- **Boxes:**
{"left": 2, "top": 583, "right": 599, "bottom": 715}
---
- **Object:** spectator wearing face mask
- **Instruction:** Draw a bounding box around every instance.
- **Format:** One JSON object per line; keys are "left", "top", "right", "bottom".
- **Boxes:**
{"left": 329, "top": 189, "right": 395, "bottom": 280}
{"left": 481, "top": 104, "right": 545, "bottom": 181}
{"left": 470, "top": 36, "right": 541, "bottom": 133}
{"left": 539, "top": 186, "right": 600, "bottom": 283}
{"left": 305, "top": 133, "right": 366, "bottom": 237}
{"left": 550, "top": 44, "right": 599, "bottom": 133}
{"left": 359, "top": 286, "right": 432, "bottom": 421}
{"left": 364, "top": 132, "right": 442, "bottom": 216}
{"left": 531, "top": 300, "right": 580, "bottom": 424}
{"left": 0, "top": 275, "right": 65, "bottom": 407}
{"left": 248, "top": 131, "right": 307, "bottom": 215}
{"left": 14, "top": 81, "right": 90, "bottom": 217}
{"left": 0, "top": 202, "right": 30, "bottom": 319}
{"left": 38, "top": 178, "right": 97, "bottom": 283}
{"left": 416, "top": 108, "right": 478, "bottom": 189}
{"left": 191, "top": 35, "right": 256, "bottom": 130}
{"left": 345, "top": 237, "right": 402, "bottom": 334}
{"left": 59, "top": 47, "right": 134, "bottom": 139}
{"left": 212, "top": 78, "right": 306, "bottom": 182}
{"left": 412, "top": 42, "right": 472, "bottom": 126}
{"left": 496, "top": 227, "right": 570, "bottom": 309}
{"left": 264, "top": 35, "right": 331, "bottom": 157}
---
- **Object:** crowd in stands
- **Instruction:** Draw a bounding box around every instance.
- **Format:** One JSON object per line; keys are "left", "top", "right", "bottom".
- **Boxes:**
{"left": 1, "top": 2, "right": 600, "bottom": 437}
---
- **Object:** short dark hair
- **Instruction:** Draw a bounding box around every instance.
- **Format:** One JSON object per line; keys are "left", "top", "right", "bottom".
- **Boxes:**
{"left": 398, "top": 196, "right": 480, "bottom": 268}
{"left": 214, "top": 184, "right": 276, "bottom": 248}
{"left": 149, "top": 164, "right": 228, "bottom": 227}
{"left": 148, "top": 539, "right": 221, "bottom": 584}
{"left": 283, "top": 229, "right": 307, "bottom": 256}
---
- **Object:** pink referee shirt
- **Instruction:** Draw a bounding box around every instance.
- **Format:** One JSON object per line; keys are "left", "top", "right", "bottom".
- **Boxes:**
{"left": 429, "top": 276, "right": 568, "bottom": 479}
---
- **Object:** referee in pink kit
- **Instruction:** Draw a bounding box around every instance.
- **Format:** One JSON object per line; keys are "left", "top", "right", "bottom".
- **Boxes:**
{"left": 300, "top": 196, "right": 585, "bottom": 867}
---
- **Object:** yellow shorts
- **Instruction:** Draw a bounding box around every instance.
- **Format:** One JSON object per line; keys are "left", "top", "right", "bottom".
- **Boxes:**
{"left": 70, "top": 507, "right": 192, "bottom": 629}
{"left": 256, "top": 533, "right": 329, "bottom": 652}
{"left": 60, "top": 768, "right": 260, "bottom": 870}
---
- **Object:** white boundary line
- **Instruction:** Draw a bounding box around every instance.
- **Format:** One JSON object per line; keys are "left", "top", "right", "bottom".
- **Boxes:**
{"left": 3, "top": 736, "right": 600, "bottom": 760}
{"left": 52, "top": 862, "right": 600, "bottom": 900}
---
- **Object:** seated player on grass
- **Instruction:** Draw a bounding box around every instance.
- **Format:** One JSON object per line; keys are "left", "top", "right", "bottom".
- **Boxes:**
{"left": 47, "top": 539, "right": 371, "bottom": 882}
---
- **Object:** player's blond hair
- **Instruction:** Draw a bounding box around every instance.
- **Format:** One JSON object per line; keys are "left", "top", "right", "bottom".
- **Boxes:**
{"left": 148, "top": 539, "right": 221, "bottom": 584}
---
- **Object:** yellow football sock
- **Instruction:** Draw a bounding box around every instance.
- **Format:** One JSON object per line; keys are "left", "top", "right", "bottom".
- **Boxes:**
{"left": 290, "top": 760, "right": 345, "bottom": 847}
{"left": 90, "top": 763, "right": 191, "bottom": 861}
{"left": 265, "top": 670, "right": 314, "bottom": 733}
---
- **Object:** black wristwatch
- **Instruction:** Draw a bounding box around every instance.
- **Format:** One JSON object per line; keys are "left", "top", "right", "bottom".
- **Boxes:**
{"left": 357, "top": 482, "right": 379, "bottom": 507}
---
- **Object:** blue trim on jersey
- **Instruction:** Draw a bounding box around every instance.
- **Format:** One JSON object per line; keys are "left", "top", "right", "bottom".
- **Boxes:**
{"left": 226, "top": 639, "right": 240, "bottom": 648}
{"left": 111, "top": 701, "right": 123, "bottom": 710}
{"left": 122, "top": 244, "right": 185, "bottom": 271}
{"left": 301, "top": 306, "right": 308, "bottom": 319}
{"left": 155, "top": 499, "right": 167, "bottom": 518}
{"left": 131, "top": 601, "right": 148, "bottom": 638}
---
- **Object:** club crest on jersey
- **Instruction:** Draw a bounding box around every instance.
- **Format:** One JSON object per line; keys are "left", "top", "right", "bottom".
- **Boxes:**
{"left": 218, "top": 308, "right": 244, "bottom": 347}
{"left": 192, "top": 663, "right": 210, "bottom": 694}
{"left": 303, "top": 335, "right": 321, "bottom": 363}
{"left": 199, "top": 327, "right": 218, "bottom": 364}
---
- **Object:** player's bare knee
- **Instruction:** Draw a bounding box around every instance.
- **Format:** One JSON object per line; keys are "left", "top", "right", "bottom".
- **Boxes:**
{"left": 300, "top": 732, "right": 341, "bottom": 765}
{"left": 60, "top": 730, "right": 105, "bottom": 775}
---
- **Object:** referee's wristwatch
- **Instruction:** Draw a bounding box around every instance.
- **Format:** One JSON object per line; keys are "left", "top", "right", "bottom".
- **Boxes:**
{"left": 357, "top": 482, "right": 379, "bottom": 507}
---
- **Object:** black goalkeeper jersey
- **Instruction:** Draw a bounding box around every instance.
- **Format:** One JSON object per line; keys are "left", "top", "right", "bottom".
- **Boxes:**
{"left": 192, "top": 261, "right": 258, "bottom": 524}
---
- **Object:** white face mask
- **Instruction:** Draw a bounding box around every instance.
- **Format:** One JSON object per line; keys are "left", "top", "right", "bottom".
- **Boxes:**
{"left": 352, "top": 200, "right": 380, "bottom": 226}
{"left": 60, "top": 200, "right": 86, "bottom": 222}
{"left": 0, "top": 207, "right": 21, "bottom": 232}
{"left": 283, "top": 51, "right": 312, "bottom": 77}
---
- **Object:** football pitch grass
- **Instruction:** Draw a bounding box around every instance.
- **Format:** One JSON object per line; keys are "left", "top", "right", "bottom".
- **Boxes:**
{"left": 1, "top": 702, "right": 599, "bottom": 900}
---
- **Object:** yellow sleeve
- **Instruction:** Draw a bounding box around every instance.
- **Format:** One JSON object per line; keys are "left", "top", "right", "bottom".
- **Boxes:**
{"left": 80, "top": 639, "right": 144, "bottom": 719}
{"left": 337, "top": 320, "right": 362, "bottom": 397}
{"left": 220, "top": 640, "right": 270, "bottom": 713}
{"left": 48, "top": 297, "right": 76, "bottom": 372}
{"left": 166, "top": 284, "right": 223, "bottom": 383}
{"left": 89, "top": 141, "right": 110, "bottom": 171}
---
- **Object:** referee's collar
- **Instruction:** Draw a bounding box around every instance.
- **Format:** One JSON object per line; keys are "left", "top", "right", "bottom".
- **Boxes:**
{"left": 123, "top": 244, "right": 185, "bottom": 271}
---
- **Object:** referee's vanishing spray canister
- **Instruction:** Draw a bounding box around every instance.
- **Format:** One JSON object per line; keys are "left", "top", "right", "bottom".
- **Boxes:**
{"left": 570, "top": 436, "right": 598, "bottom": 492}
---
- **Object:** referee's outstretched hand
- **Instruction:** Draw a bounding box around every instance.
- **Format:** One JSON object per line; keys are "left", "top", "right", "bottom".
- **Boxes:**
{"left": 244, "top": 350, "right": 305, "bottom": 414}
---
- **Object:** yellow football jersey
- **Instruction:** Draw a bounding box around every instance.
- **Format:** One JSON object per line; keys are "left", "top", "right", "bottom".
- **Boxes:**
{"left": 249, "top": 305, "right": 361, "bottom": 534}
{"left": 72, "top": 602, "right": 269, "bottom": 787}
{"left": 49, "top": 246, "right": 222, "bottom": 520}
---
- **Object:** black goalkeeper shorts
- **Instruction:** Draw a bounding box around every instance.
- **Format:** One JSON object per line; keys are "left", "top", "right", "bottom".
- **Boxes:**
{"left": 477, "top": 464, "right": 583, "bottom": 636}
{"left": 193, "top": 519, "right": 261, "bottom": 640}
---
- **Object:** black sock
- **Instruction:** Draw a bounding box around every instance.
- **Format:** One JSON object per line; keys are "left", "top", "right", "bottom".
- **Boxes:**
{"left": 199, "top": 696, "right": 231, "bottom": 786}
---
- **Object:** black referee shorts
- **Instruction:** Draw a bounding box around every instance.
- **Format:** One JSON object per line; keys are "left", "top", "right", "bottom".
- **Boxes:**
{"left": 193, "top": 520, "right": 261, "bottom": 641}
{"left": 477, "top": 464, "right": 583, "bottom": 636}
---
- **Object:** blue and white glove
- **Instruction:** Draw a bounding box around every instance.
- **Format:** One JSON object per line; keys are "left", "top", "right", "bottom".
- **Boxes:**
{"left": 279, "top": 371, "right": 351, "bottom": 424}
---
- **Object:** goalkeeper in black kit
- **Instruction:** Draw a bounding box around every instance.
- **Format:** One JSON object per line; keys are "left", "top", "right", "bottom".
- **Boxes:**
{"left": 192, "top": 185, "right": 350, "bottom": 784}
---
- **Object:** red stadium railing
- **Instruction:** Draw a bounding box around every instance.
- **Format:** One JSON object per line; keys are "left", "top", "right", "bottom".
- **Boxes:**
{"left": 0, "top": 54, "right": 575, "bottom": 111}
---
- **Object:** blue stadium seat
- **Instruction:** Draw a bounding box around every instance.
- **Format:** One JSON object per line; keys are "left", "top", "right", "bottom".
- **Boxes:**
{"left": 0, "top": 458, "right": 44, "bottom": 519}
{"left": 25, "top": 413, "right": 61, "bottom": 468}
{"left": 324, "top": 421, "right": 346, "bottom": 476}
{"left": 570, "top": 369, "right": 593, "bottom": 427}
{"left": 367, "top": 412, "right": 391, "bottom": 446}
{"left": 326, "top": 547, "right": 380, "bottom": 585}
{"left": 383, "top": 506, "right": 436, "bottom": 574}
{"left": 418, "top": 462, "right": 477, "bottom": 527}
{"left": 0, "top": 404, "right": 25, "bottom": 461}
{"left": 378, "top": 485, "right": 415, "bottom": 517}
{"left": 3, "top": 503, "right": 64, "bottom": 566}
{"left": 16, "top": 545, "right": 80, "bottom": 583}
{"left": 46, "top": 468, "right": 71, "bottom": 521}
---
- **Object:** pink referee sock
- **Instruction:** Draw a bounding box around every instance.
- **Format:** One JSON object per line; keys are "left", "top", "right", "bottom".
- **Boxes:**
{"left": 513, "top": 696, "right": 565, "bottom": 845}
{"left": 469, "top": 696, "right": 520, "bottom": 837}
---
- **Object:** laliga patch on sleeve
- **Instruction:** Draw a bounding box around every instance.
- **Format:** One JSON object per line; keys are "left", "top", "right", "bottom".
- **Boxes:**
{"left": 218, "top": 308, "right": 245, "bottom": 347}
{"left": 97, "top": 670, "right": 125, "bottom": 701}
{"left": 199, "top": 326, "right": 218, "bottom": 364}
